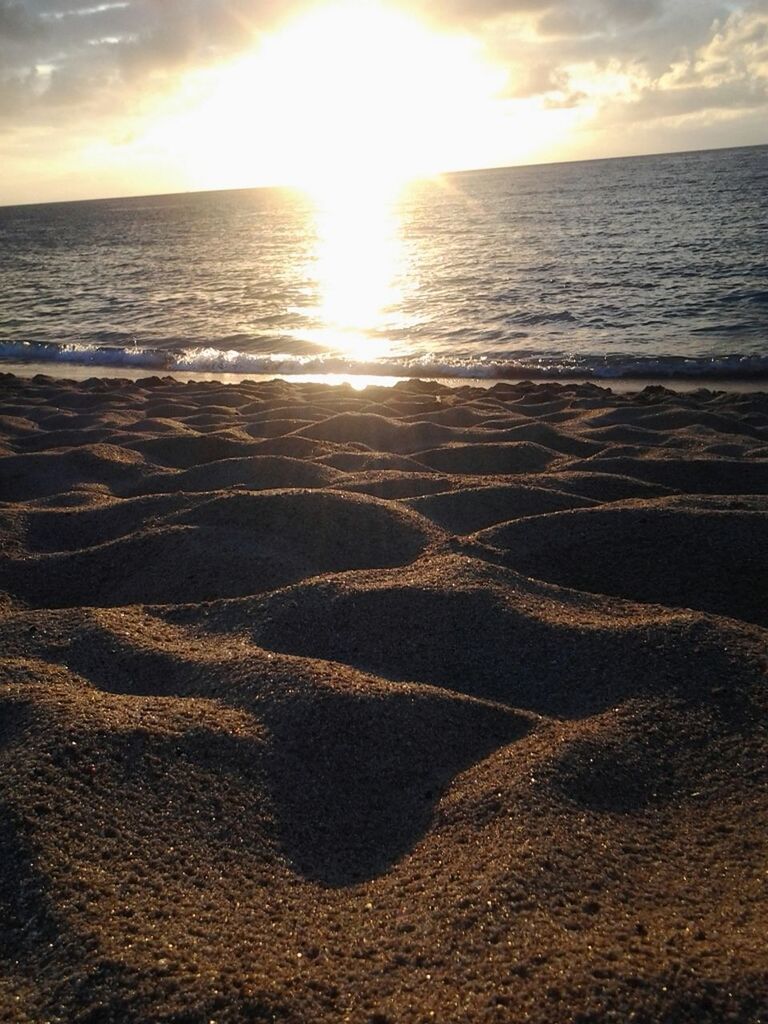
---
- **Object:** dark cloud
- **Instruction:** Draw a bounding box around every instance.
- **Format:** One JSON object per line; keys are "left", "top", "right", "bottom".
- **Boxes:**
{"left": 118, "top": 0, "right": 259, "bottom": 73}
{"left": 0, "top": 1, "right": 44, "bottom": 40}
{"left": 119, "top": 0, "right": 313, "bottom": 65}
{"left": 485, "top": 0, "right": 734, "bottom": 86}
{"left": 0, "top": 69, "right": 30, "bottom": 115}
{"left": 415, "top": 0, "right": 666, "bottom": 31}
{"left": 0, "top": 0, "right": 289, "bottom": 120}
{"left": 588, "top": 2, "right": 768, "bottom": 136}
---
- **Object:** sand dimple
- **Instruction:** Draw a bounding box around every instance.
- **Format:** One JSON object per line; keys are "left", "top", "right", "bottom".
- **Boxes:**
{"left": 476, "top": 501, "right": 768, "bottom": 626}
{"left": 1, "top": 489, "right": 438, "bottom": 607}
{"left": 0, "top": 373, "right": 766, "bottom": 1024}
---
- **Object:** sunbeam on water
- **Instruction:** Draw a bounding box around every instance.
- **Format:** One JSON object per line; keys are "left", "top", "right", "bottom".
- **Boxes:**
{"left": 300, "top": 183, "right": 407, "bottom": 363}
{"left": 1, "top": 147, "right": 767, "bottom": 383}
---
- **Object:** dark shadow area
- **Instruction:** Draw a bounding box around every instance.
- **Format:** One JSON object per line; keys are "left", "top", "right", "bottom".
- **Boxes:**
{"left": 0, "top": 489, "right": 434, "bottom": 608}
{"left": 405, "top": 482, "right": 595, "bottom": 533}
{"left": 476, "top": 506, "right": 768, "bottom": 628}
{"left": 16, "top": 635, "right": 532, "bottom": 885}
{"left": 260, "top": 688, "right": 531, "bottom": 885}
{"left": 569, "top": 455, "right": 768, "bottom": 495}
{"left": 249, "top": 573, "right": 764, "bottom": 722}
{"left": 0, "top": 803, "right": 65, "bottom": 966}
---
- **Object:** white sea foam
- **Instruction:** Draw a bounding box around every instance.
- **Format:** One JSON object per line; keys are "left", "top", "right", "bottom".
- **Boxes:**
{"left": 3, "top": 340, "right": 768, "bottom": 382}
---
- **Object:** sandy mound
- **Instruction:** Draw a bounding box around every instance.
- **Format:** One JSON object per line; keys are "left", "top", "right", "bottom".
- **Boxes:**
{"left": 406, "top": 483, "right": 596, "bottom": 532}
{"left": 233, "top": 552, "right": 765, "bottom": 717}
{"left": 141, "top": 454, "right": 342, "bottom": 493}
{"left": 330, "top": 471, "right": 455, "bottom": 499}
{"left": 414, "top": 441, "right": 560, "bottom": 474}
{"left": 521, "top": 469, "right": 675, "bottom": 502}
{"left": 0, "top": 443, "right": 165, "bottom": 501}
{"left": 477, "top": 502, "right": 768, "bottom": 625}
{"left": 127, "top": 434, "right": 263, "bottom": 469}
{"left": 572, "top": 454, "right": 768, "bottom": 493}
{"left": 0, "top": 374, "right": 766, "bottom": 1024}
{"left": 1, "top": 489, "right": 437, "bottom": 607}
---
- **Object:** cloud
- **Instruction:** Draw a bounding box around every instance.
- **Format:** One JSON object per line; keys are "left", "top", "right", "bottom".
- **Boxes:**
{"left": 593, "top": 2, "right": 768, "bottom": 125}
{"left": 0, "top": 0, "right": 271, "bottom": 124}
{"left": 2, "top": 0, "right": 759, "bottom": 120}
{"left": 538, "top": 0, "right": 663, "bottom": 37}
{"left": 505, "top": 61, "right": 568, "bottom": 97}
{"left": 419, "top": 0, "right": 551, "bottom": 23}
{"left": 111, "top": 0, "right": 315, "bottom": 79}
{"left": 1, "top": 0, "right": 766, "bottom": 202}
{"left": 0, "top": 1, "right": 44, "bottom": 40}
{"left": 479, "top": 0, "right": 768, "bottom": 142}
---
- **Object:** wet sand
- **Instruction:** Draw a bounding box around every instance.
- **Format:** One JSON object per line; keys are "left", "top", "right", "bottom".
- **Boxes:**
{"left": 0, "top": 372, "right": 766, "bottom": 1023}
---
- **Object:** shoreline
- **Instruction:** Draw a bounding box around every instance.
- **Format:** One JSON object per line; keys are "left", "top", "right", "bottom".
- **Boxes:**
{"left": 1, "top": 373, "right": 766, "bottom": 1023}
{"left": 3, "top": 359, "right": 768, "bottom": 393}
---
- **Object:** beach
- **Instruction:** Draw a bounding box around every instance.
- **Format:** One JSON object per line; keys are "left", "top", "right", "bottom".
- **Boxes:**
{"left": 0, "top": 371, "right": 766, "bottom": 1023}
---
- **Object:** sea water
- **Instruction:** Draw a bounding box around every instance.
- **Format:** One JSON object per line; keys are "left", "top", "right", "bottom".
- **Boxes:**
{"left": 1, "top": 144, "right": 766, "bottom": 383}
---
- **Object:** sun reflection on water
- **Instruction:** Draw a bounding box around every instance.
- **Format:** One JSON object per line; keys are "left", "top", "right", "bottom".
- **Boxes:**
{"left": 303, "top": 181, "right": 406, "bottom": 363}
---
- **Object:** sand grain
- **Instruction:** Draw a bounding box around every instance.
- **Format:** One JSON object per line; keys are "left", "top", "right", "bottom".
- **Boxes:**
{"left": 0, "top": 373, "right": 766, "bottom": 1024}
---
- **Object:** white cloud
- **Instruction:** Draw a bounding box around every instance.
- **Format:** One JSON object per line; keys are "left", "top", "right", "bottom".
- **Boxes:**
{"left": 592, "top": 3, "right": 768, "bottom": 126}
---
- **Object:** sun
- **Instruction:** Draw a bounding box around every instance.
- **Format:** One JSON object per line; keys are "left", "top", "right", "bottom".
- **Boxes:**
{"left": 249, "top": 1, "right": 503, "bottom": 196}
{"left": 146, "top": 0, "right": 507, "bottom": 199}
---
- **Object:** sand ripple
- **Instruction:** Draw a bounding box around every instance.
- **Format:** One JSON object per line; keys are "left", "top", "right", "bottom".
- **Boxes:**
{"left": 0, "top": 373, "right": 766, "bottom": 1023}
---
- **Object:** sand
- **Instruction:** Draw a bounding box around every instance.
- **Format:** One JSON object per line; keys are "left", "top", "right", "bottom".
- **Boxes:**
{"left": 0, "top": 371, "right": 766, "bottom": 1024}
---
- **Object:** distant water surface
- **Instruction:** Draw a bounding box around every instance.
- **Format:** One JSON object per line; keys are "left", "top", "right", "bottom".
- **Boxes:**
{"left": 1, "top": 144, "right": 766, "bottom": 381}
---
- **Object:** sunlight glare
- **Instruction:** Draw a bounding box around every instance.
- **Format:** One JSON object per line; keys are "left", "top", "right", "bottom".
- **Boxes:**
{"left": 124, "top": 1, "right": 590, "bottom": 366}
{"left": 301, "top": 181, "right": 405, "bottom": 362}
{"left": 145, "top": 1, "right": 508, "bottom": 196}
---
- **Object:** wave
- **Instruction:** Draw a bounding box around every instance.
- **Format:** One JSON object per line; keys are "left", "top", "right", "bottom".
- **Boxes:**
{"left": 2, "top": 340, "right": 768, "bottom": 382}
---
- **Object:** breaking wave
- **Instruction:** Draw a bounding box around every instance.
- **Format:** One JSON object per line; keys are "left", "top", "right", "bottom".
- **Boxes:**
{"left": 2, "top": 340, "right": 768, "bottom": 382}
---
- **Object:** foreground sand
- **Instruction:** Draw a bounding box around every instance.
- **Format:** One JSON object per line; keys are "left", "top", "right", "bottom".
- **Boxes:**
{"left": 0, "top": 372, "right": 766, "bottom": 1024}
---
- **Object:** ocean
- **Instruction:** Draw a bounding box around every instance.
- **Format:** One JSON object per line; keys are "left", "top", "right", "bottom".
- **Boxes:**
{"left": 1, "top": 144, "right": 766, "bottom": 384}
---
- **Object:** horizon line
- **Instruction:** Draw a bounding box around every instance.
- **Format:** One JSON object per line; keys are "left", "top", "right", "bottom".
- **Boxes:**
{"left": 1, "top": 139, "right": 765, "bottom": 211}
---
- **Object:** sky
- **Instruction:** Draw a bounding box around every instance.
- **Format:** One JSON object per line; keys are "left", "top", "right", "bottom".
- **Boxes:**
{"left": 0, "top": 0, "right": 766, "bottom": 204}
